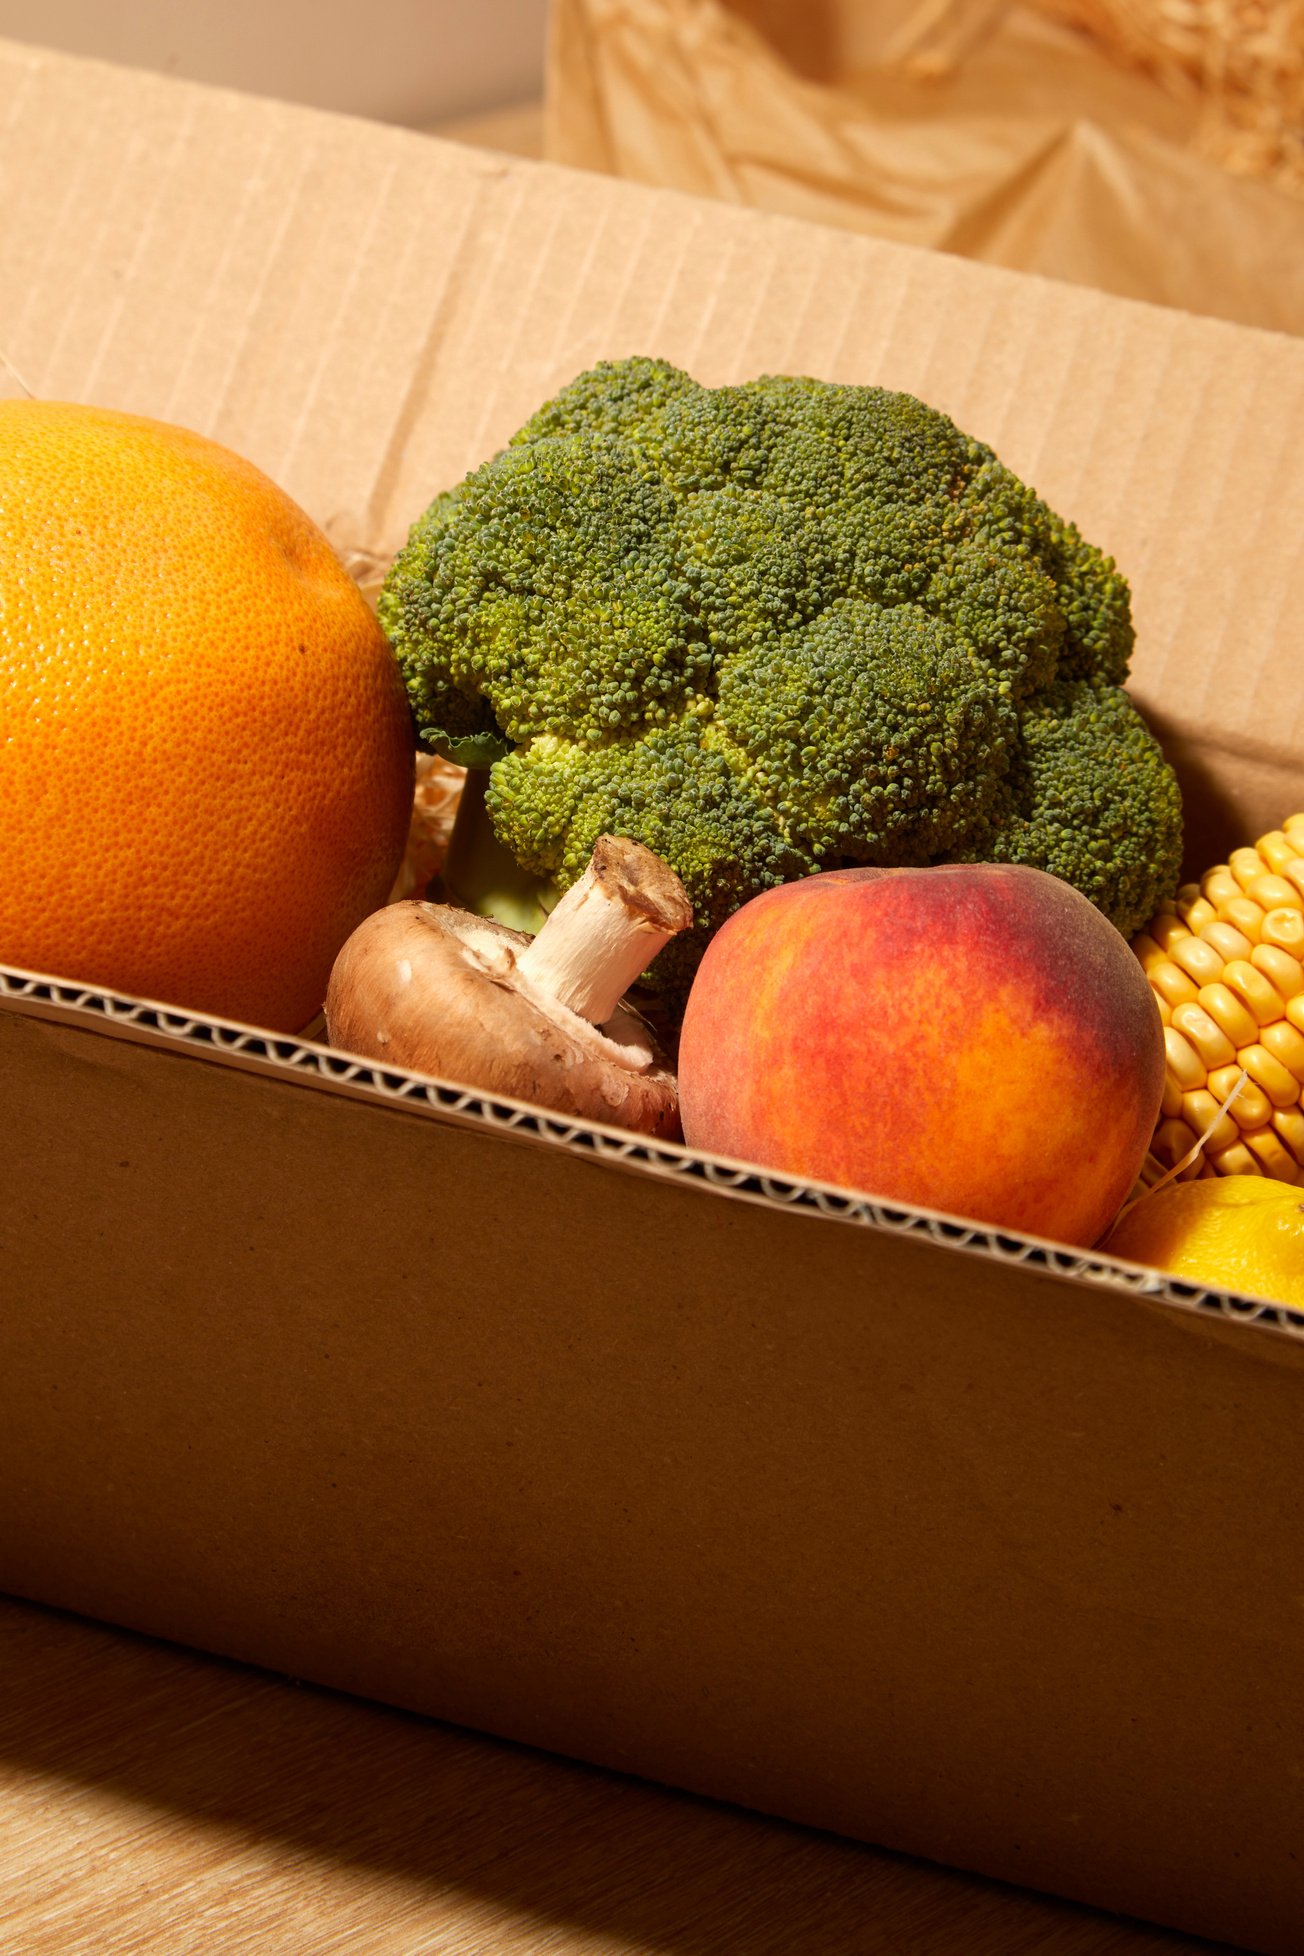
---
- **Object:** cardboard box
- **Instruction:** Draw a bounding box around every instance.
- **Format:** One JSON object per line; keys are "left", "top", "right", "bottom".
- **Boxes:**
{"left": 2, "top": 36, "right": 1304, "bottom": 1954}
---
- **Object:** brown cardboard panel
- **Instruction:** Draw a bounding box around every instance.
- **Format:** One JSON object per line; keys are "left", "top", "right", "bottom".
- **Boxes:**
{"left": 0, "top": 38, "right": 1301, "bottom": 856}
{"left": 4, "top": 999, "right": 1304, "bottom": 1954}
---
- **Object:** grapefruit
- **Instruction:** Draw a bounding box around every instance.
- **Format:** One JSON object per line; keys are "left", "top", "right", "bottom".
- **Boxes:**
{"left": 0, "top": 400, "right": 414, "bottom": 1031}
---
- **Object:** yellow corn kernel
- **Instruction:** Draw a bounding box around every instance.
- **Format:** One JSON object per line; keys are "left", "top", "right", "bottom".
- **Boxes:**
{"left": 1220, "top": 897, "right": 1266, "bottom": 941}
{"left": 1137, "top": 1152, "right": 1167, "bottom": 1188}
{"left": 1180, "top": 1089, "right": 1240, "bottom": 1155}
{"left": 1240, "top": 1127, "right": 1301, "bottom": 1184}
{"left": 1197, "top": 982, "right": 1260, "bottom": 1050}
{"left": 1150, "top": 961, "right": 1201, "bottom": 1009}
{"left": 1152, "top": 1117, "right": 1199, "bottom": 1169}
{"left": 1261, "top": 908, "right": 1304, "bottom": 956}
{"left": 1261, "top": 1018, "right": 1304, "bottom": 1083}
{"left": 1203, "top": 866, "right": 1241, "bottom": 908}
{"left": 1131, "top": 933, "right": 1168, "bottom": 973}
{"left": 1272, "top": 1106, "right": 1304, "bottom": 1167}
{"left": 1208, "top": 1141, "right": 1263, "bottom": 1177}
{"left": 1251, "top": 942, "right": 1304, "bottom": 998}
{"left": 1230, "top": 846, "right": 1269, "bottom": 891}
{"left": 1256, "top": 831, "right": 1300, "bottom": 877}
{"left": 1237, "top": 1043, "right": 1299, "bottom": 1108}
{"left": 1149, "top": 912, "right": 1192, "bottom": 954}
{"left": 1207, "top": 1065, "right": 1273, "bottom": 1130}
{"left": 1179, "top": 895, "right": 1218, "bottom": 932}
{"left": 1164, "top": 1026, "right": 1206, "bottom": 1092}
{"left": 1249, "top": 873, "right": 1301, "bottom": 913}
{"left": 1221, "top": 958, "right": 1286, "bottom": 1026}
{"left": 1143, "top": 829, "right": 1304, "bottom": 1188}
{"left": 1199, "top": 919, "right": 1253, "bottom": 963}
{"left": 1168, "top": 936, "right": 1224, "bottom": 985}
{"left": 1170, "top": 1001, "right": 1236, "bottom": 1069}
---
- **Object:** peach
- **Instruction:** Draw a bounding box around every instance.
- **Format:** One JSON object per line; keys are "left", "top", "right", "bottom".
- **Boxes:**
{"left": 677, "top": 863, "right": 1166, "bottom": 1248}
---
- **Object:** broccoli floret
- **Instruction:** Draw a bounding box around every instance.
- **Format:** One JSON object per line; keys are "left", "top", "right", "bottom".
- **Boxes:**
{"left": 953, "top": 674, "right": 1185, "bottom": 938}
{"left": 488, "top": 720, "right": 818, "bottom": 1002}
{"left": 713, "top": 597, "right": 1019, "bottom": 863}
{"left": 381, "top": 357, "right": 1182, "bottom": 1000}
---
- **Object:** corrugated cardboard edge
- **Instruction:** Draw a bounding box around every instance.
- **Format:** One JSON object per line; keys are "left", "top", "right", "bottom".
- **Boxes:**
{"left": 5, "top": 959, "right": 1300, "bottom": 1346}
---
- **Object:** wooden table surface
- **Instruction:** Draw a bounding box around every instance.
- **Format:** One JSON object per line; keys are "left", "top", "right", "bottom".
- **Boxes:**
{"left": 0, "top": 1595, "right": 1240, "bottom": 1955}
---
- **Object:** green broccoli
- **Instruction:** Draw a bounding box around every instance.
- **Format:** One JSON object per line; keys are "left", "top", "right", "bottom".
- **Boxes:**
{"left": 380, "top": 357, "right": 1182, "bottom": 1001}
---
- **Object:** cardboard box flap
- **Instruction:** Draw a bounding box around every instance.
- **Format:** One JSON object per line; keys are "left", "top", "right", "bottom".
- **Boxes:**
{"left": 1, "top": 37, "right": 1302, "bottom": 862}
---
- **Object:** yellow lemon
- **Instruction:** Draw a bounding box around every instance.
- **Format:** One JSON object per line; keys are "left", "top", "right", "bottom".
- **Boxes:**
{"left": 1103, "top": 1176, "right": 1304, "bottom": 1307}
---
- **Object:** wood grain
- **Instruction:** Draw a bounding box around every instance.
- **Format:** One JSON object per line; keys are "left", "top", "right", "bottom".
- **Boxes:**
{"left": 0, "top": 1597, "right": 1242, "bottom": 1955}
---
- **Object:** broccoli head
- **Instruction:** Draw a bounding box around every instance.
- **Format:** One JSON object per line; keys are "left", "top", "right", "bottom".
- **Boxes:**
{"left": 381, "top": 357, "right": 1181, "bottom": 999}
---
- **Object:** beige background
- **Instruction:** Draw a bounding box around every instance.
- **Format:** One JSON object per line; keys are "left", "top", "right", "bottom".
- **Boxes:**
{"left": 0, "top": 0, "right": 549, "bottom": 125}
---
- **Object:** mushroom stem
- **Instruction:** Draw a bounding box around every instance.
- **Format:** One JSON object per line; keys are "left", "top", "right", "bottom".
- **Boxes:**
{"left": 515, "top": 835, "right": 693, "bottom": 1025}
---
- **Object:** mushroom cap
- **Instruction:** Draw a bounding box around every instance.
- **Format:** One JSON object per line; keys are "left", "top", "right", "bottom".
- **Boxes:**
{"left": 325, "top": 900, "right": 681, "bottom": 1139}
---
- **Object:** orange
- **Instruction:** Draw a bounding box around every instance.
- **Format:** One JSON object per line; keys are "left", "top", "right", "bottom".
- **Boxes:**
{"left": 1103, "top": 1175, "right": 1304, "bottom": 1308}
{"left": 0, "top": 400, "right": 414, "bottom": 1032}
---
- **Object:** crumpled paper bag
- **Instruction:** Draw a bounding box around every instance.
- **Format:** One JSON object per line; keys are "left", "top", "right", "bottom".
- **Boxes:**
{"left": 546, "top": 0, "right": 1304, "bottom": 335}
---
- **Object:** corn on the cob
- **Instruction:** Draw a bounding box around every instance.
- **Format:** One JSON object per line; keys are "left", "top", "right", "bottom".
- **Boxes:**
{"left": 1131, "top": 814, "right": 1304, "bottom": 1188}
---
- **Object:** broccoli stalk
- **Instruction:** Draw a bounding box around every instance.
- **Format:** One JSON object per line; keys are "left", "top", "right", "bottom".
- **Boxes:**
{"left": 441, "top": 765, "right": 558, "bottom": 937}
{"left": 382, "top": 357, "right": 1183, "bottom": 1006}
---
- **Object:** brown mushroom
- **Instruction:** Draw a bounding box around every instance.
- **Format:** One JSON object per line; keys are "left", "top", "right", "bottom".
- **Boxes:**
{"left": 324, "top": 835, "right": 692, "bottom": 1137}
